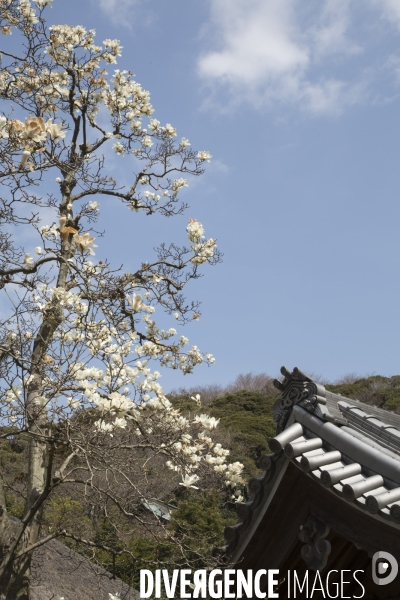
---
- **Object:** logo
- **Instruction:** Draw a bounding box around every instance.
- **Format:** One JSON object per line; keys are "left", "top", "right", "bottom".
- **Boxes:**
{"left": 372, "top": 551, "right": 398, "bottom": 586}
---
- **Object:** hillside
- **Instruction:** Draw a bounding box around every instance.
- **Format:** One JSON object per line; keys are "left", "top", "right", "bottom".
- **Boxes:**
{"left": 326, "top": 374, "right": 400, "bottom": 411}
{"left": 31, "top": 537, "right": 138, "bottom": 600}
{"left": 3, "top": 371, "right": 400, "bottom": 594}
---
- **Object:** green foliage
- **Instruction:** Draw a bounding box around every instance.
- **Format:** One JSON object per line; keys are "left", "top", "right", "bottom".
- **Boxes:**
{"left": 44, "top": 496, "right": 90, "bottom": 534}
{"left": 169, "top": 394, "right": 198, "bottom": 413}
{"left": 5, "top": 493, "right": 24, "bottom": 519}
{"left": 171, "top": 491, "right": 235, "bottom": 547}
{"left": 210, "top": 390, "right": 276, "bottom": 470}
{"left": 170, "top": 389, "right": 277, "bottom": 476}
{"left": 0, "top": 428, "right": 27, "bottom": 467}
{"left": 127, "top": 536, "right": 174, "bottom": 586}
{"left": 0, "top": 428, "right": 28, "bottom": 518}
{"left": 327, "top": 375, "right": 400, "bottom": 412}
{"left": 78, "top": 521, "right": 175, "bottom": 588}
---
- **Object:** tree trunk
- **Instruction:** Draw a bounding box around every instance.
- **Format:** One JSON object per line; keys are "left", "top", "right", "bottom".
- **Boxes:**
{"left": 0, "top": 541, "right": 31, "bottom": 600}
{"left": 0, "top": 193, "right": 75, "bottom": 598}
{"left": 0, "top": 434, "right": 49, "bottom": 599}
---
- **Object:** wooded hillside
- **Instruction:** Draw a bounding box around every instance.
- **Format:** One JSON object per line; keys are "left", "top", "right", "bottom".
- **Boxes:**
{"left": 2, "top": 371, "right": 399, "bottom": 592}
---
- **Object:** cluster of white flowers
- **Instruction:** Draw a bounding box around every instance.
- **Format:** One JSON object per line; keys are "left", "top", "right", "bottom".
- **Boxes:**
{"left": 112, "top": 142, "right": 125, "bottom": 155}
{"left": 194, "top": 414, "right": 219, "bottom": 430}
{"left": 4, "top": 385, "right": 22, "bottom": 404}
{"left": 39, "top": 215, "right": 97, "bottom": 255}
{"left": 164, "top": 123, "right": 176, "bottom": 137}
{"left": 197, "top": 150, "right": 212, "bottom": 163}
{"left": 74, "top": 231, "right": 97, "bottom": 255}
{"left": 142, "top": 135, "right": 153, "bottom": 148}
{"left": 191, "top": 238, "right": 217, "bottom": 265}
{"left": 19, "top": 0, "right": 38, "bottom": 24}
{"left": 35, "top": 0, "right": 52, "bottom": 7}
{"left": 186, "top": 219, "right": 217, "bottom": 265}
{"left": 148, "top": 119, "right": 160, "bottom": 132}
{"left": 47, "top": 24, "right": 96, "bottom": 65}
{"left": 180, "top": 137, "right": 190, "bottom": 149}
{"left": 39, "top": 223, "right": 58, "bottom": 239}
{"left": 172, "top": 178, "right": 188, "bottom": 195}
{"left": 23, "top": 253, "right": 34, "bottom": 268}
{"left": 143, "top": 191, "right": 160, "bottom": 202}
{"left": 147, "top": 119, "right": 178, "bottom": 139}
{"left": 179, "top": 474, "right": 199, "bottom": 489}
{"left": 0, "top": 116, "right": 8, "bottom": 139}
{"left": 103, "top": 38, "right": 123, "bottom": 60}
{"left": 106, "top": 69, "right": 153, "bottom": 121}
{"left": 3, "top": 116, "right": 65, "bottom": 147}
{"left": 187, "top": 219, "right": 204, "bottom": 242}
{"left": 36, "top": 358, "right": 243, "bottom": 489}
{"left": 0, "top": 9, "right": 214, "bottom": 230}
{"left": 2, "top": 299, "right": 240, "bottom": 486}
{"left": 51, "top": 287, "right": 88, "bottom": 314}
{"left": 0, "top": 16, "right": 157, "bottom": 128}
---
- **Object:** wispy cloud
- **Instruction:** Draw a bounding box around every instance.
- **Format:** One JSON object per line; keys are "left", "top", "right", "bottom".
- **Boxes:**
{"left": 199, "top": 0, "right": 308, "bottom": 87}
{"left": 96, "top": 0, "right": 151, "bottom": 28}
{"left": 309, "top": 0, "right": 363, "bottom": 59}
{"left": 377, "top": 0, "right": 400, "bottom": 29}
{"left": 197, "top": 0, "right": 397, "bottom": 114}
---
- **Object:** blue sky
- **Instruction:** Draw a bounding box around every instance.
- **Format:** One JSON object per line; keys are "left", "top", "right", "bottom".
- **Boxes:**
{"left": 46, "top": 0, "right": 400, "bottom": 389}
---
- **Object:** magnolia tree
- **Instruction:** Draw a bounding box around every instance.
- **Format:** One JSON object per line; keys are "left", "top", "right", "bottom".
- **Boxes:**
{"left": 0, "top": 1, "right": 243, "bottom": 598}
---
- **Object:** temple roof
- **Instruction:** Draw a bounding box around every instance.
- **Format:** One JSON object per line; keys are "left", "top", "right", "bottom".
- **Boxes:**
{"left": 225, "top": 366, "right": 400, "bottom": 565}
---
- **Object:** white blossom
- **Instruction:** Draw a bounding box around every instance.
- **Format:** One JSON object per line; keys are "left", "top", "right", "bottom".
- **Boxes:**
{"left": 148, "top": 119, "right": 160, "bottom": 132}
{"left": 34, "top": 396, "right": 48, "bottom": 407}
{"left": 23, "top": 253, "right": 34, "bottom": 267}
{"left": 40, "top": 224, "right": 59, "bottom": 239}
{"left": 191, "top": 393, "right": 201, "bottom": 407}
{"left": 179, "top": 474, "right": 199, "bottom": 489}
{"left": 112, "top": 142, "right": 125, "bottom": 155}
{"left": 94, "top": 420, "right": 114, "bottom": 434}
{"left": 172, "top": 178, "right": 188, "bottom": 194}
{"left": 187, "top": 219, "right": 205, "bottom": 242}
{"left": 180, "top": 137, "right": 190, "bottom": 149}
{"left": 197, "top": 151, "right": 212, "bottom": 163}
{"left": 126, "top": 293, "right": 142, "bottom": 312}
{"left": 142, "top": 136, "right": 153, "bottom": 148}
{"left": 103, "top": 39, "right": 123, "bottom": 57}
{"left": 0, "top": 116, "right": 9, "bottom": 139}
{"left": 73, "top": 232, "right": 97, "bottom": 255}
{"left": 20, "top": 150, "right": 31, "bottom": 168}
{"left": 164, "top": 123, "right": 176, "bottom": 137}
{"left": 67, "top": 397, "right": 81, "bottom": 409}
{"left": 194, "top": 414, "right": 219, "bottom": 431}
{"left": 45, "top": 119, "right": 65, "bottom": 140}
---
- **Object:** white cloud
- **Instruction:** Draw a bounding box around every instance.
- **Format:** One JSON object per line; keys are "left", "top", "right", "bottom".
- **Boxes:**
{"left": 197, "top": 0, "right": 382, "bottom": 114}
{"left": 309, "top": 0, "right": 363, "bottom": 59}
{"left": 199, "top": 0, "right": 308, "bottom": 86}
{"left": 376, "top": 0, "right": 400, "bottom": 29}
{"left": 385, "top": 53, "right": 400, "bottom": 84}
{"left": 96, "top": 0, "right": 150, "bottom": 27}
